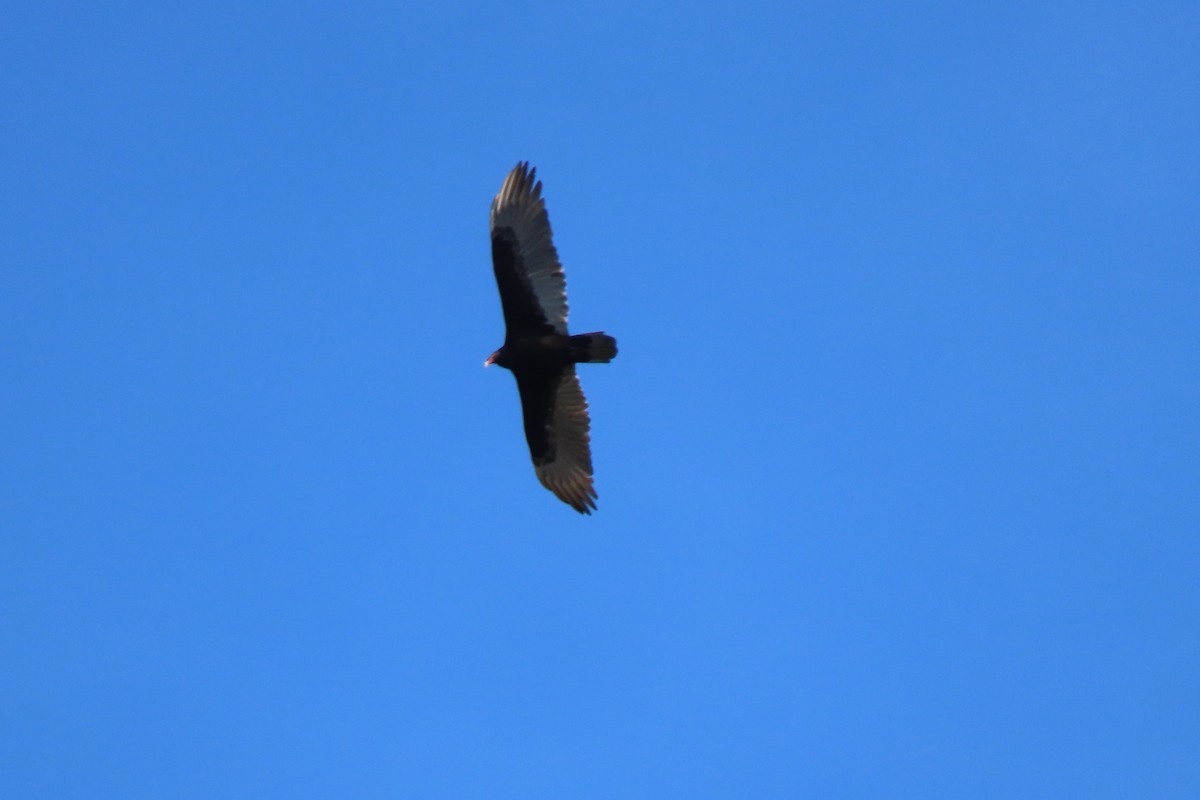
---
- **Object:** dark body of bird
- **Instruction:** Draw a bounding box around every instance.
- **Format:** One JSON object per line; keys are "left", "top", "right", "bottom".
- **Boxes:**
{"left": 485, "top": 163, "right": 617, "bottom": 514}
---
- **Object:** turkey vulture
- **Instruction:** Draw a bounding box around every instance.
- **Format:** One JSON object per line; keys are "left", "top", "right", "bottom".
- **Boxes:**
{"left": 485, "top": 162, "right": 617, "bottom": 514}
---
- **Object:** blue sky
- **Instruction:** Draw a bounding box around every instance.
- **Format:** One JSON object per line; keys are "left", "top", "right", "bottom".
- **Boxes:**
{"left": 2, "top": 2, "right": 1197, "bottom": 797}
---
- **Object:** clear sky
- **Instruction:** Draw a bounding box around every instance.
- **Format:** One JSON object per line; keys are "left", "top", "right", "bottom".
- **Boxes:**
{"left": 2, "top": 2, "right": 1197, "bottom": 797}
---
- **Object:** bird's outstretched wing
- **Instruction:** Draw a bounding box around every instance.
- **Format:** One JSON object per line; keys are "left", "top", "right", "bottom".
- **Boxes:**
{"left": 490, "top": 162, "right": 569, "bottom": 338}
{"left": 514, "top": 367, "right": 597, "bottom": 514}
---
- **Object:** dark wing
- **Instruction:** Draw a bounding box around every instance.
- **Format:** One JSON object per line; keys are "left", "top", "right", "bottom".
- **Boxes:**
{"left": 514, "top": 367, "right": 597, "bottom": 514}
{"left": 490, "top": 162, "right": 569, "bottom": 338}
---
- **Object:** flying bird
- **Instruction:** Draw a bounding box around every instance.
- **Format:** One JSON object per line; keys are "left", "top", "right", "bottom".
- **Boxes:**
{"left": 485, "top": 162, "right": 618, "bottom": 514}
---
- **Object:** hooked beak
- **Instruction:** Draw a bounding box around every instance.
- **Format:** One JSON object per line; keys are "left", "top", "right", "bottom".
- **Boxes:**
{"left": 483, "top": 353, "right": 495, "bottom": 367}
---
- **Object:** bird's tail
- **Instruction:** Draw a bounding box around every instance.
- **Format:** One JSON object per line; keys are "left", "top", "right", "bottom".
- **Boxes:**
{"left": 570, "top": 332, "right": 618, "bottom": 363}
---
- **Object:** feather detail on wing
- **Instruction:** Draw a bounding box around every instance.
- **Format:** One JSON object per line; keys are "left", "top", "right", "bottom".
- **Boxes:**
{"left": 516, "top": 367, "right": 597, "bottom": 514}
{"left": 489, "top": 162, "right": 569, "bottom": 336}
